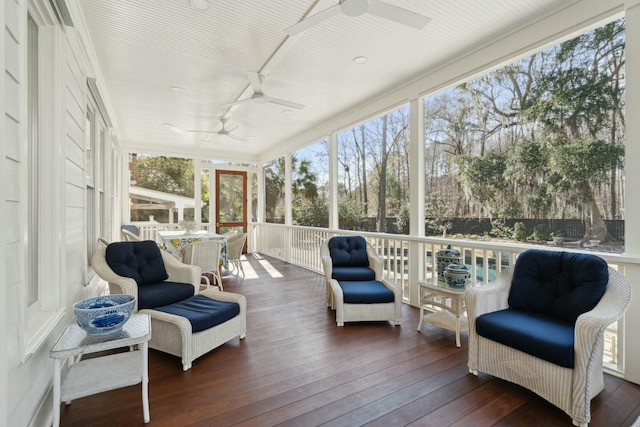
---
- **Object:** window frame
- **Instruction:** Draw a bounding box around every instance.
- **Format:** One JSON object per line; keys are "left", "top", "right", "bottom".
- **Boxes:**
{"left": 21, "top": 1, "right": 66, "bottom": 360}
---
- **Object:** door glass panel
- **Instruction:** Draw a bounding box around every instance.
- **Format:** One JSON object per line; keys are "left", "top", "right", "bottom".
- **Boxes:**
{"left": 216, "top": 171, "right": 247, "bottom": 236}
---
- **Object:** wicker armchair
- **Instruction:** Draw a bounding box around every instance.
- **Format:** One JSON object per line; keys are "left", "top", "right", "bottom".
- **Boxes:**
{"left": 321, "top": 236, "right": 401, "bottom": 326}
{"left": 92, "top": 241, "right": 246, "bottom": 370}
{"left": 466, "top": 250, "right": 631, "bottom": 427}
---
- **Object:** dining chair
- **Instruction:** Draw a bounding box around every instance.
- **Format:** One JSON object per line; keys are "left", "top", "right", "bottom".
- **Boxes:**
{"left": 121, "top": 224, "right": 141, "bottom": 241}
{"left": 226, "top": 233, "right": 247, "bottom": 277}
{"left": 181, "top": 240, "right": 224, "bottom": 291}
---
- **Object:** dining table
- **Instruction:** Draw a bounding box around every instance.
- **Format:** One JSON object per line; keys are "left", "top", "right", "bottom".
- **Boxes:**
{"left": 158, "top": 230, "right": 228, "bottom": 269}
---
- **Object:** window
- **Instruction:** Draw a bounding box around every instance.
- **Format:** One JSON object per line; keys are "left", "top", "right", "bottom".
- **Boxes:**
{"left": 291, "top": 140, "right": 328, "bottom": 227}
{"left": 337, "top": 105, "right": 410, "bottom": 233}
{"left": 423, "top": 18, "right": 625, "bottom": 248}
{"left": 264, "top": 157, "right": 285, "bottom": 223}
{"left": 27, "top": 14, "right": 39, "bottom": 307}
{"left": 22, "top": 4, "right": 65, "bottom": 357}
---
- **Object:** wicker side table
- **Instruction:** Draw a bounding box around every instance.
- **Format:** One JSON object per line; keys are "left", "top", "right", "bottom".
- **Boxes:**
{"left": 417, "top": 280, "right": 474, "bottom": 347}
{"left": 50, "top": 313, "right": 151, "bottom": 427}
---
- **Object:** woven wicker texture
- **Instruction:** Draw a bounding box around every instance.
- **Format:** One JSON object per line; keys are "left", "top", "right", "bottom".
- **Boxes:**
{"left": 466, "top": 264, "right": 631, "bottom": 426}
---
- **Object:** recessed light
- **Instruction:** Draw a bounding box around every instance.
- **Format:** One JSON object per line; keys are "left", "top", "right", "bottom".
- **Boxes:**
{"left": 353, "top": 56, "right": 368, "bottom": 64}
{"left": 190, "top": 0, "right": 209, "bottom": 11}
{"left": 283, "top": 110, "right": 292, "bottom": 114}
{"left": 169, "top": 86, "right": 184, "bottom": 93}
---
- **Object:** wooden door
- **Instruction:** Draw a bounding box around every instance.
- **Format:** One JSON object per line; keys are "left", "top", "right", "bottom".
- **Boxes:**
{"left": 215, "top": 170, "right": 247, "bottom": 238}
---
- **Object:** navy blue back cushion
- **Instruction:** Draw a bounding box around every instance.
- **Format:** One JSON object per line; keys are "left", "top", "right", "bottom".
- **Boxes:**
{"left": 105, "top": 241, "right": 169, "bottom": 286}
{"left": 328, "top": 236, "right": 370, "bottom": 268}
{"left": 332, "top": 267, "right": 376, "bottom": 281}
{"left": 137, "top": 281, "right": 195, "bottom": 309}
{"left": 508, "top": 249, "right": 608, "bottom": 322}
{"left": 154, "top": 295, "right": 240, "bottom": 332}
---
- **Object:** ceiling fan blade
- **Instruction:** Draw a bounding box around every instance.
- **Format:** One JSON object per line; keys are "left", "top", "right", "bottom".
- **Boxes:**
{"left": 227, "top": 133, "right": 247, "bottom": 142}
{"left": 284, "top": 4, "right": 341, "bottom": 36}
{"left": 246, "top": 71, "right": 263, "bottom": 94}
{"left": 264, "top": 95, "right": 305, "bottom": 110}
{"left": 367, "top": 0, "right": 430, "bottom": 29}
{"left": 221, "top": 97, "right": 253, "bottom": 107}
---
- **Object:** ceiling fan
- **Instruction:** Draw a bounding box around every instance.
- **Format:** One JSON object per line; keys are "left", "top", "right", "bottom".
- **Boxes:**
{"left": 285, "top": 0, "right": 430, "bottom": 36}
{"left": 187, "top": 117, "right": 247, "bottom": 141}
{"left": 223, "top": 72, "right": 305, "bottom": 110}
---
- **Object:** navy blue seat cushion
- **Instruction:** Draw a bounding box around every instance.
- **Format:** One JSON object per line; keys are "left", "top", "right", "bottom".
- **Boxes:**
{"left": 137, "top": 281, "right": 195, "bottom": 309}
{"left": 338, "top": 280, "right": 394, "bottom": 304}
{"left": 153, "top": 295, "right": 240, "bottom": 333}
{"left": 105, "top": 240, "right": 168, "bottom": 286}
{"left": 508, "top": 249, "right": 608, "bottom": 322}
{"left": 476, "top": 308, "right": 575, "bottom": 368}
{"left": 328, "top": 236, "right": 370, "bottom": 268}
{"left": 332, "top": 266, "right": 376, "bottom": 281}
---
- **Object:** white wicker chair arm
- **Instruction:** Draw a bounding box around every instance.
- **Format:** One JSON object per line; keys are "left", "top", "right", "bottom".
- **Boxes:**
{"left": 366, "top": 244, "right": 383, "bottom": 279}
{"left": 571, "top": 267, "right": 631, "bottom": 422}
{"left": 91, "top": 249, "right": 140, "bottom": 309}
{"left": 381, "top": 278, "right": 402, "bottom": 298}
{"left": 161, "top": 250, "right": 201, "bottom": 292}
{"left": 465, "top": 266, "right": 513, "bottom": 320}
{"left": 199, "top": 289, "right": 247, "bottom": 310}
{"left": 466, "top": 266, "right": 513, "bottom": 374}
{"left": 321, "top": 255, "right": 333, "bottom": 283}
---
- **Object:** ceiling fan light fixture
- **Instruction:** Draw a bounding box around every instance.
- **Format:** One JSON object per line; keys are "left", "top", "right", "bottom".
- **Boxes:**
{"left": 190, "top": 0, "right": 209, "bottom": 11}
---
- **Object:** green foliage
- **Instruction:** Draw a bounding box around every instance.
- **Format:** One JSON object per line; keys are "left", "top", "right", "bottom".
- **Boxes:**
{"left": 338, "top": 198, "right": 366, "bottom": 230}
{"left": 293, "top": 198, "right": 328, "bottom": 227}
{"left": 132, "top": 155, "right": 195, "bottom": 197}
{"left": 265, "top": 154, "right": 319, "bottom": 221}
{"left": 512, "top": 222, "right": 528, "bottom": 241}
{"left": 397, "top": 204, "right": 410, "bottom": 235}
{"left": 490, "top": 218, "right": 513, "bottom": 239}
{"left": 425, "top": 194, "right": 452, "bottom": 237}
{"left": 530, "top": 223, "right": 551, "bottom": 241}
{"left": 456, "top": 153, "right": 508, "bottom": 216}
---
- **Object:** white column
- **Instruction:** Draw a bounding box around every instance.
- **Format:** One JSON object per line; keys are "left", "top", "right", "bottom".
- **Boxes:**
{"left": 622, "top": 0, "right": 640, "bottom": 385}
{"left": 121, "top": 152, "right": 131, "bottom": 224}
{"left": 329, "top": 132, "right": 338, "bottom": 230}
{"left": 284, "top": 153, "right": 292, "bottom": 226}
{"left": 193, "top": 159, "right": 201, "bottom": 225}
{"left": 284, "top": 153, "right": 292, "bottom": 262}
{"left": 408, "top": 97, "right": 425, "bottom": 306}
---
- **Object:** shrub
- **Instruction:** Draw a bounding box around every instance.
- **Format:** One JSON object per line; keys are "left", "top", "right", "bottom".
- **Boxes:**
{"left": 512, "top": 222, "right": 528, "bottom": 241}
{"left": 531, "top": 223, "right": 551, "bottom": 241}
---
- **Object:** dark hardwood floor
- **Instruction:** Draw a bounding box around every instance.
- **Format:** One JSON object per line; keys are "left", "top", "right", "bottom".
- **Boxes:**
{"left": 61, "top": 253, "right": 640, "bottom": 427}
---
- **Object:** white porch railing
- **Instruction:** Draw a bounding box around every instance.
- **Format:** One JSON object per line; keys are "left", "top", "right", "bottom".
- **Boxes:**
{"left": 125, "top": 221, "right": 632, "bottom": 375}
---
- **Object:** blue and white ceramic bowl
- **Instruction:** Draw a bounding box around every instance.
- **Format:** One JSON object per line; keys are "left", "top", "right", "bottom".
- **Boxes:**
{"left": 73, "top": 295, "right": 136, "bottom": 336}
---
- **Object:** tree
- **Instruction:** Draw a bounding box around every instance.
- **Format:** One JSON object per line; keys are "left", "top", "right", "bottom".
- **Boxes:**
{"left": 518, "top": 20, "right": 625, "bottom": 241}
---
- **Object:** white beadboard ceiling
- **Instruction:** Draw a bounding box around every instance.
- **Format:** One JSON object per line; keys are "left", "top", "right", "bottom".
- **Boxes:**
{"left": 75, "top": 0, "right": 572, "bottom": 162}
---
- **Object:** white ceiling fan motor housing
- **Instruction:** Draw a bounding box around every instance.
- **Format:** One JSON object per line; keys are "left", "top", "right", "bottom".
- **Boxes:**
{"left": 341, "top": 0, "right": 369, "bottom": 17}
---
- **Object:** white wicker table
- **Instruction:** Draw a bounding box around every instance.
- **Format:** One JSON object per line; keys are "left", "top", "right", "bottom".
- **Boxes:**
{"left": 417, "top": 280, "right": 475, "bottom": 347}
{"left": 50, "top": 313, "right": 151, "bottom": 427}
